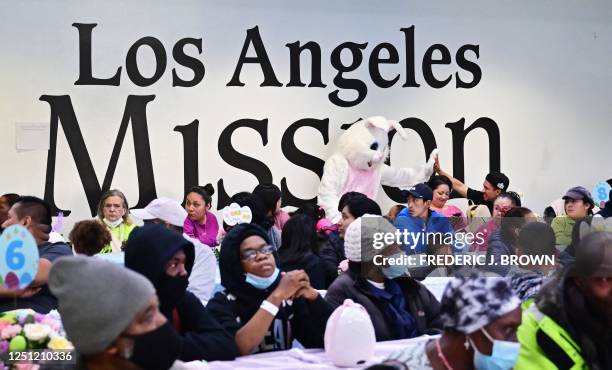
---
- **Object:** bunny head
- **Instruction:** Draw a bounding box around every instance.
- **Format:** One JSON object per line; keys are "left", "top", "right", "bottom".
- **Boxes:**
{"left": 336, "top": 116, "right": 407, "bottom": 170}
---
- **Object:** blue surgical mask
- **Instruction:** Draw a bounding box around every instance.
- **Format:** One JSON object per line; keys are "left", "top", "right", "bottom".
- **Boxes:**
{"left": 382, "top": 253, "right": 408, "bottom": 279}
{"left": 245, "top": 268, "right": 280, "bottom": 290}
{"left": 470, "top": 328, "right": 520, "bottom": 370}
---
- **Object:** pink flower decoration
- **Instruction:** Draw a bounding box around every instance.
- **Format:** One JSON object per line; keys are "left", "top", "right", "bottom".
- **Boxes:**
{"left": 40, "top": 318, "right": 60, "bottom": 332}
{"left": 1, "top": 325, "right": 22, "bottom": 339}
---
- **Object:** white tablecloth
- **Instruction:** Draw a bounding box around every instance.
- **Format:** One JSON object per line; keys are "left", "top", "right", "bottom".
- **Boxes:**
{"left": 208, "top": 336, "right": 436, "bottom": 370}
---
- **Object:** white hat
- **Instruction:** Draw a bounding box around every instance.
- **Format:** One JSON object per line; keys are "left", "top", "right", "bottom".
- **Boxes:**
{"left": 344, "top": 217, "right": 364, "bottom": 262}
{"left": 131, "top": 197, "right": 187, "bottom": 227}
{"left": 344, "top": 214, "right": 397, "bottom": 262}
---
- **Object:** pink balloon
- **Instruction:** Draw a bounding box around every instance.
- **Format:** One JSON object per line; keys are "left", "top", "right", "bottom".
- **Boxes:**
{"left": 5, "top": 272, "right": 19, "bottom": 290}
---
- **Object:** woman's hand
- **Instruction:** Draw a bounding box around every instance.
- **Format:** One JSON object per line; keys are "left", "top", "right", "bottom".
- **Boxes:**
{"left": 268, "top": 270, "right": 309, "bottom": 304}
{"left": 293, "top": 286, "right": 319, "bottom": 301}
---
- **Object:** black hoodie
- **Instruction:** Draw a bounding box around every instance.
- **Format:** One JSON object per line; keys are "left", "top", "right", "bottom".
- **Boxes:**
{"left": 206, "top": 223, "right": 333, "bottom": 354}
{"left": 125, "top": 224, "right": 238, "bottom": 361}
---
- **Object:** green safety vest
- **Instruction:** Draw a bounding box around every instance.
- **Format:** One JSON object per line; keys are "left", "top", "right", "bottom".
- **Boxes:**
{"left": 99, "top": 222, "right": 136, "bottom": 254}
{"left": 515, "top": 301, "right": 587, "bottom": 370}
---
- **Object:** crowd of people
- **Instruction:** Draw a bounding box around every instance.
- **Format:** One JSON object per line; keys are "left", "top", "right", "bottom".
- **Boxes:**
{"left": 0, "top": 169, "right": 610, "bottom": 370}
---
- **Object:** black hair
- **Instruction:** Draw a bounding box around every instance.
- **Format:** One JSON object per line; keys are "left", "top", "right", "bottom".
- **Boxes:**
{"left": 233, "top": 193, "right": 273, "bottom": 231}
{"left": 292, "top": 203, "right": 325, "bottom": 222}
{"left": 498, "top": 191, "right": 521, "bottom": 207}
{"left": 279, "top": 214, "right": 318, "bottom": 266}
{"left": 337, "top": 192, "right": 367, "bottom": 213}
{"left": 14, "top": 196, "right": 52, "bottom": 227}
{"left": 517, "top": 222, "right": 556, "bottom": 256}
{"left": 543, "top": 206, "right": 557, "bottom": 225}
{"left": 427, "top": 175, "right": 452, "bottom": 191}
{"left": 499, "top": 207, "right": 533, "bottom": 248}
{"left": 252, "top": 183, "right": 282, "bottom": 216}
{"left": 344, "top": 197, "right": 382, "bottom": 218}
{"left": 185, "top": 183, "right": 215, "bottom": 206}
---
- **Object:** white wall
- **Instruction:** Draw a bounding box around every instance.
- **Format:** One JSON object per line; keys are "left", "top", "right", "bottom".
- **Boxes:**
{"left": 1, "top": 0, "right": 611, "bottom": 235}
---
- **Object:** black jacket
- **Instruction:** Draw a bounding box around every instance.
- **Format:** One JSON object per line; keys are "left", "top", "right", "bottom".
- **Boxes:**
{"left": 596, "top": 202, "right": 612, "bottom": 218}
{"left": 325, "top": 272, "right": 442, "bottom": 341}
{"left": 207, "top": 291, "right": 333, "bottom": 353}
{"left": 317, "top": 230, "right": 344, "bottom": 285}
{"left": 279, "top": 252, "right": 329, "bottom": 289}
{"left": 207, "top": 223, "right": 334, "bottom": 354}
{"left": 125, "top": 224, "right": 237, "bottom": 361}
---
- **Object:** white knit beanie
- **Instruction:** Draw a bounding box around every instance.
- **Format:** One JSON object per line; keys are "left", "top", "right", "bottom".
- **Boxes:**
{"left": 344, "top": 215, "right": 398, "bottom": 262}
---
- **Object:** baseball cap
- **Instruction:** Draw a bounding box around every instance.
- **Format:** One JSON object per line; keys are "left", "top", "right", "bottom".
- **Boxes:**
{"left": 562, "top": 186, "right": 594, "bottom": 204}
{"left": 401, "top": 183, "right": 433, "bottom": 201}
{"left": 131, "top": 197, "right": 187, "bottom": 227}
{"left": 485, "top": 172, "right": 510, "bottom": 191}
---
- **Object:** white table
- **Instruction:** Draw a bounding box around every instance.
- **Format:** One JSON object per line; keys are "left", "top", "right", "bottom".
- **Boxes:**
{"left": 208, "top": 336, "right": 435, "bottom": 370}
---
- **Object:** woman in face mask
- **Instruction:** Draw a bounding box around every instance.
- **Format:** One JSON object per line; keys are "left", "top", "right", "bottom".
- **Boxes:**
{"left": 325, "top": 215, "right": 443, "bottom": 341}
{"left": 96, "top": 189, "right": 136, "bottom": 253}
{"left": 48, "top": 255, "right": 193, "bottom": 370}
{"left": 372, "top": 274, "right": 522, "bottom": 370}
{"left": 206, "top": 223, "right": 334, "bottom": 356}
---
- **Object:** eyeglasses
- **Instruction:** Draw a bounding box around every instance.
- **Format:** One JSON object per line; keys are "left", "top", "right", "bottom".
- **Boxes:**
{"left": 240, "top": 244, "right": 274, "bottom": 261}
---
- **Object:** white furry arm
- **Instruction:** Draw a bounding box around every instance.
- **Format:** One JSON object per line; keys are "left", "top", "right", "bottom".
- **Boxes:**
{"left": 381, "top": 149, "right": 438, "bottom": 188}
{"left": 317, "top": 154, "right": 349, "bottom": 223}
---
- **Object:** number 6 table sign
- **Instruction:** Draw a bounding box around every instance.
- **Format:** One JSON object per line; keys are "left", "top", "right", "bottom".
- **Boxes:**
{"left": 0, "top": 225, "right": 40, "bottom": 290}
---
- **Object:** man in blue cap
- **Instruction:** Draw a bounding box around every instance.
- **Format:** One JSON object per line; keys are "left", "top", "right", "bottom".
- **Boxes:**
{"left": 394, "top": 183, "right": 458, "bottom": 255}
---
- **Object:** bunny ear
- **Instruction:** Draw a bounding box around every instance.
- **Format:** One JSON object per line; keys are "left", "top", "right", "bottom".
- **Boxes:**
{"left": 365, "top": 116, "right": 390, "bottom": 131}
{"left": 389, "top": 120, "right": 408, "bottom": 140}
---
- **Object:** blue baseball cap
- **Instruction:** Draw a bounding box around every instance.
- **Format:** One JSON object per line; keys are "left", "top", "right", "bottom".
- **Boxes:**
{"left": 401, "top": 183, "right": 433, "bottom": 201}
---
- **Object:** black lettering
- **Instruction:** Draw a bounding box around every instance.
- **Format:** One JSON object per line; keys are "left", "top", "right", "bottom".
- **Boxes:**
{"left": 73, "top": 23, "right": 121, "bottom": 86}
{"left": 217, "top": 119, "right": 272, "bottom": 208}
{"left": 369, "top": 43, "right": 400, "bottom": 88}
{"left": 455, "top": 44, "right": 481, "bottom": 88}
{"left": 401, "top": 26, "right": 420, "bottom": 88}
{"left": 174, "top": 120, "right": 200, "bottom": 197}
{"left": 422, "top": 44, "right": 452, "bottom": 88}
{"left": 382, "top": 118, "right": 437, "bottom": 202}
{"left": 126, "top": 37, "right": 167, "bottom": 87}
{"left": 329, "top": 42, "right": 368, "bottom": 107}
{"left": 172, "top": 38, "right": 205, "bottom": 87}
{"left": 280, "top": 118, "right": 329, "bottom": 208}
{"left": 445, "top": 117, "right": 500, "bottom": 182}
{"left": 285, "top": 41, "right": 326, "bottom": 88}
{"left": 41, "top": 95, "right": 157, "bottom": 216}
{"left": 227, "top": 26, "right": 283, "bottom": 87}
